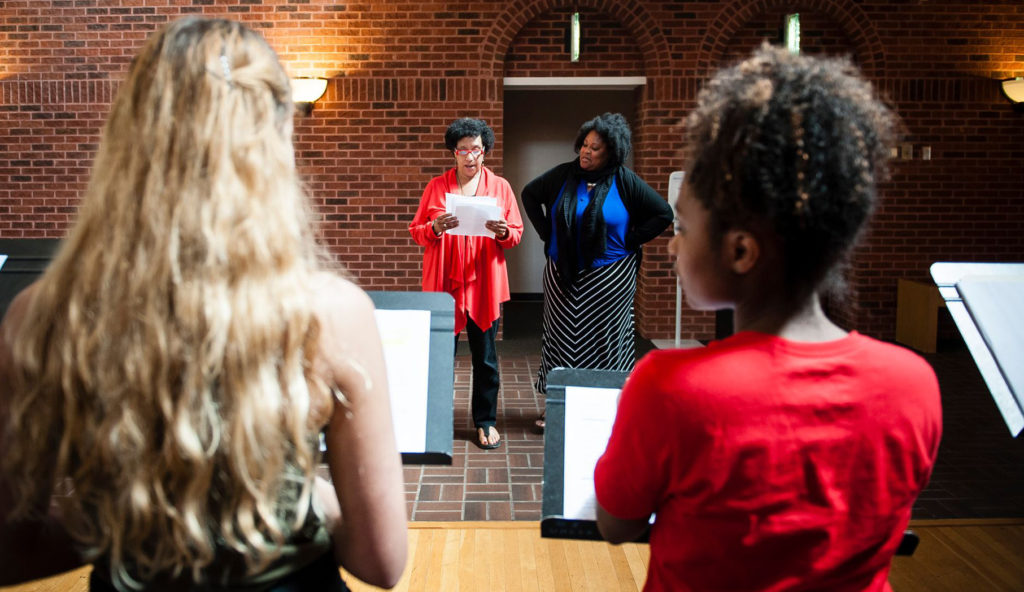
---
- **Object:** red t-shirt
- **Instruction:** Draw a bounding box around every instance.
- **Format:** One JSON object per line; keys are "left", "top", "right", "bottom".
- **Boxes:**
{"left": 594, "top": 331, "right": 942, "bottom": 592}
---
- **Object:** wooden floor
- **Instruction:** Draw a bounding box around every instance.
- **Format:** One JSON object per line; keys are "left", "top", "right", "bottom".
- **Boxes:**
{"left": 3, "top": 519, "right": 1022, "bottom": 591}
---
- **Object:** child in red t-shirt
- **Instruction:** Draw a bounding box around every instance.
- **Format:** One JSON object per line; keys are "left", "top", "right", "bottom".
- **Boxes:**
{"left": 594, "top": 45, "right": 942, "bottom": 592}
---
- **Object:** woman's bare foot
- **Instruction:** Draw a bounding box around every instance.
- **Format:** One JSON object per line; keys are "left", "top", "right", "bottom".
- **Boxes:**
{"left": 476, "top": 425, "right": 501, "bottom": 449}
{"left": 534, "top": 410, "right": 545, "bottom": 432}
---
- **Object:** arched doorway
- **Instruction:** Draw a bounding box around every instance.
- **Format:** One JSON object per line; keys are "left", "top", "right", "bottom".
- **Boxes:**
{"left": 502, "top": 82, "right": 640, "bottom": 295}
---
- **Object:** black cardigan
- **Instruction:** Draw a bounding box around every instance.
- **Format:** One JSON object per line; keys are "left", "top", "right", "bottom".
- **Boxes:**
{"left": 521, "top": 160, "right": 673, "bottom": 254}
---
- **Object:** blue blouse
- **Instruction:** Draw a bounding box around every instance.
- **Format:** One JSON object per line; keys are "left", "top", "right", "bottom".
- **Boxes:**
{"left": 547, "top": 178, "right": 632, "bottom": 269}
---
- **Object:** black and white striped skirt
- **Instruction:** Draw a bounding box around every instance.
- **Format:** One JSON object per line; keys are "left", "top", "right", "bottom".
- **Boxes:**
{"left": 535, "top": 252, "right": 639, "bottom": 394}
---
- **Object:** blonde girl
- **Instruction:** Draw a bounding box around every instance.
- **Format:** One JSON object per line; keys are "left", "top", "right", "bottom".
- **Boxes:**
{"left": 0, "top": 17, "right": 406, "bottom": 591}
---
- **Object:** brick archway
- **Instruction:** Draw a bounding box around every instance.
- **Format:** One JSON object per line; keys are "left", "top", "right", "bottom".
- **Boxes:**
{"left": 482, "top": 0, "right": 679, "bottom": 340}
{"left": 697, "top": 0, "right": 886, "bottom": 79}
{"left": 483, "top": 0, "right": 673, "bottom": 80}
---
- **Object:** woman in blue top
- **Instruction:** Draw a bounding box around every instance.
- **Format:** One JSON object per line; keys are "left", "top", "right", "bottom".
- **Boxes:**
{"left": 522, "top": 113, "right": 672, "bottom": 428}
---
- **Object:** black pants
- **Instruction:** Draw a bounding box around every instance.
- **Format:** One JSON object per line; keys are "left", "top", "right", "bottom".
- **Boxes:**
{"left": 456, "top": 317, "right": 500, "bottom": 429}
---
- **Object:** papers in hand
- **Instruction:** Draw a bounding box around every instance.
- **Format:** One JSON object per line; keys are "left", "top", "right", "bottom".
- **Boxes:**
{"left": 445, "top": 192, "right": 502, "bottom": 237}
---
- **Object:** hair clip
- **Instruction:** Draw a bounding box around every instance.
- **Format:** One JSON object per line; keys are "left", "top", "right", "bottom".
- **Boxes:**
{"left": 206, "top": 49, "right": 235, "bottom": 87}
{"left": 219, "top": 53, "right": 232, "bottom": 84}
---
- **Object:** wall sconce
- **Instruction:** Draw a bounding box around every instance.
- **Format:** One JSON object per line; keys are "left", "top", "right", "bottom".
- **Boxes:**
{"left": 1001, "top": 77, "right": 1024, "bottom": 111}
{"left": 567, "top": 11, "right": 581, "bottom": 63}
{"left": 292, "top": 77, "right": 327, "bottom": 116}
{"left": 783, "top": 13, "right": 801, "bottom": 55}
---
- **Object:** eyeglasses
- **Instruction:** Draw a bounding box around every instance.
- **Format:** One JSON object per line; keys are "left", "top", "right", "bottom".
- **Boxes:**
{"left": 454, "top": 147, "right": 484, "bottom": 158}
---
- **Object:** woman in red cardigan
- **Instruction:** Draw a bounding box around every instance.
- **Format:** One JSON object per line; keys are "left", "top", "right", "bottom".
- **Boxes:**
{"left": 409, "top": 118, "right": 523, "bottom": 449}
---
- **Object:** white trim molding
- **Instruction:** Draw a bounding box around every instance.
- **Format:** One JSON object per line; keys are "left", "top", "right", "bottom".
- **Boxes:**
{"left": 503, "top": 76, "right": 647, "bottom": 90}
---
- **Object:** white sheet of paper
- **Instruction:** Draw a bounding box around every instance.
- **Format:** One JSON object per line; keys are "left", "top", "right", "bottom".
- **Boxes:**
{"left": 374, "top": 309, "right": 431, "bottom": 453}
{"left": 563, "top": 386, "right": 621, "bottom": 520}
{"left": 0, "top": 254, "right": 7, "bottom": 271}
{"left": 957, "top": 276, "right": 1024, "bottom": 408}
{"left": 445, "top": 192, "right": 501, "bottom": 237}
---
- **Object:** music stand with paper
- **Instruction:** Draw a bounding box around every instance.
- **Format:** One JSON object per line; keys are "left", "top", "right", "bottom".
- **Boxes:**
{"left": 930, "top": 262, "right": 1024, "bottom": 437}
{"left": 368, "top": 291, "right": 456, "bottom": 463}
{"left": 0, "top": 243, "right": 463, "bottom": 457}
{"left": 667, "top": 171, "right": 684, "bottom": 347}
{"left": 540, "top": 368, "right": 649, "bottom": 541}
{"left": 539, "top": 367, "right": 921, "bottom": 556}
{"left": 0, "top": 239, "right": 61, "bottom": 320}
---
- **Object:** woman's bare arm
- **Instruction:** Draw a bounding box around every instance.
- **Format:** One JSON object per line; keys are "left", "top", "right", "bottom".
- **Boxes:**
{"left": 314, "top": 275, "right": 407, "bottom": 588}
{"left": 596, "top": 503, "right": 651, "bottom": 545}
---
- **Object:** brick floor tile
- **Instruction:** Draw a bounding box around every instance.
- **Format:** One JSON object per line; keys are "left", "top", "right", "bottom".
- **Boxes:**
{"left": 509, "top": 471, "right": 543, "bottom": 483}
{"left": 466, "top": 492, "right": 511, "bottom": 503}
{"left": 413, "top": 510, "right": 465, "bottom": 521}
{"left": 508, "top": 454, "right": 531, "bottom": 468}
{"left": 465, "top": 484, "right": 508, "bottom": 495}
{"left": 511, "top": 484, "right": 540, "bottom": 502}
{"left": 512, "top": 503, "right": 543, "bottom": 520}
{"left": 415, "top": 501, "right": 465, "bottom": 512}
{"left": 487, "top": 502, "right": 512, "bottom": 520}
{"left": 439, "top": 484, "right": 465, "bottom": 501}
{"left": 418, "top": 483, "right": 441, "bottom": 501}
{"left": 421, "top": 475, "right": 467, "bottom": 485}
{"left": 464, "top": 501, "right": 486, "bottom": 520}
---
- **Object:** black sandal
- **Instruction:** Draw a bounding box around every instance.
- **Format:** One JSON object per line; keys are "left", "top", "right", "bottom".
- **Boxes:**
{"left": 534, "top": 411, "right": 546, "bottom": 432}
{"left": 476, "top": 425, "right": 501, "bottom": 450}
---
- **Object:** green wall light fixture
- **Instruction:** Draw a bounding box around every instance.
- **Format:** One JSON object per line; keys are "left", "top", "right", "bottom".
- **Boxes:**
{"left": 569, "top": 12, "right": 581, "bottom": 63}
{"left": 784, "top": 13, "right": 801, "bottom": 55}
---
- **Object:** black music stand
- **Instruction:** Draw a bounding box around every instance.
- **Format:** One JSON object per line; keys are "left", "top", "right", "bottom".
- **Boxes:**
{"left": 540, "top": 368, "right": 643, "bottom": 541}
{"left": 0, "top": 239, "right": 61, "bottom": 319}
{"left": 368, "top": 291, "right": 456, "bottom": 464}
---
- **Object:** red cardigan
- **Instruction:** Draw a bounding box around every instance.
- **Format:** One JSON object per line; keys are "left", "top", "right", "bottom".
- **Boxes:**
{"left": 409, "top": 167, "right": 523, "bottom": 334}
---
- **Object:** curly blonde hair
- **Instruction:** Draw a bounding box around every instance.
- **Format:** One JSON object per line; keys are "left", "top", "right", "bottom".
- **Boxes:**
{"left": 3, "top": 17, "right": 330, "bottom": 588}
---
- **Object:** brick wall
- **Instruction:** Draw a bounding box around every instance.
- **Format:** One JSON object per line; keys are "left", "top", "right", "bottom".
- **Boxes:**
{"left": 2, "top": 0, "right": 1022, "bottom": 342}
{"left": 505, "top": 7, "right": 644, "bottom": 77}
